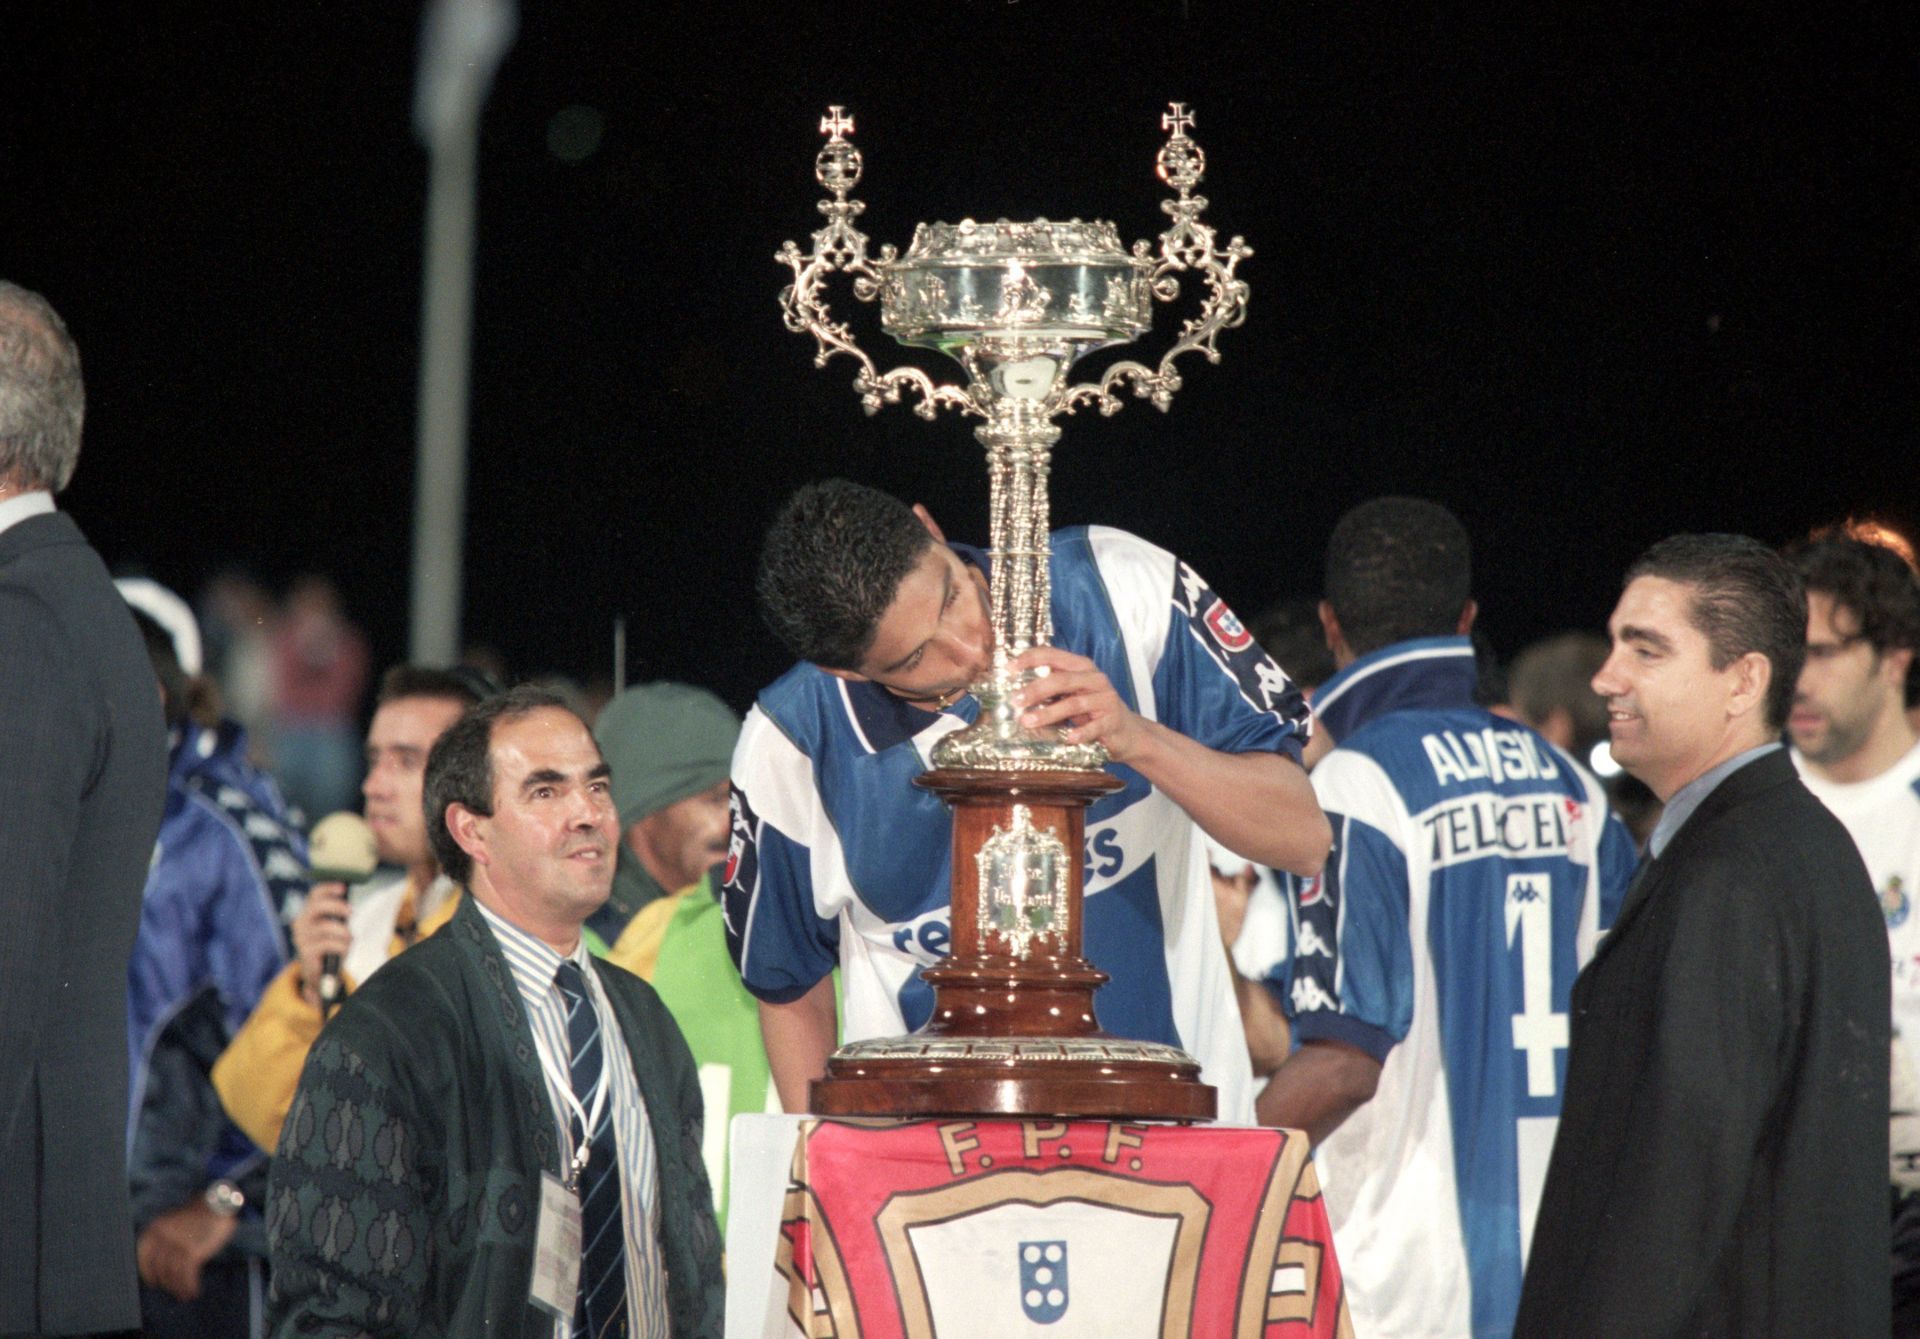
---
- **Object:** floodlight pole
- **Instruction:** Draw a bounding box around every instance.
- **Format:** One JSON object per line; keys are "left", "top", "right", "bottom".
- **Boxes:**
{"left": 408, "top": 0, "right": 515, "bottom": 665}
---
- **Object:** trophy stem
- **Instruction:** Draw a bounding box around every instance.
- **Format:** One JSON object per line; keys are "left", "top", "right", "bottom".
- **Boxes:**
{"left": 982, "top": 411, "right": 1060, "bottom": 673}
{"left": 929, "top": 407, "right": 1109, "bottom": 774}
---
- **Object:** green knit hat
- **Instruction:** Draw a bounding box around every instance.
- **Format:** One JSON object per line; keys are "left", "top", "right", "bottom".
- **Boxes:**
{"left": 593, "top": 681, "right": 741, "bottom": 831}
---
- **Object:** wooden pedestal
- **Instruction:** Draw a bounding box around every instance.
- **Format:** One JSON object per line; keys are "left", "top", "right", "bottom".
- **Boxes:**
{"left": 810, "top": 766, "right": 1217, "bottom": 1121}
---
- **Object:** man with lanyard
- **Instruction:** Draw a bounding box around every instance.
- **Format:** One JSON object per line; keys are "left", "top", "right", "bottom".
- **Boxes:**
{"left": 266, "top": 687, "right": 722, "bottom": 1335}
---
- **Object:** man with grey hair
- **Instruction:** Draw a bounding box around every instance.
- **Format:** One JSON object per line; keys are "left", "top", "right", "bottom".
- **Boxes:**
{"left": 0, "top": 280, "right": 168, "bottom": 1336}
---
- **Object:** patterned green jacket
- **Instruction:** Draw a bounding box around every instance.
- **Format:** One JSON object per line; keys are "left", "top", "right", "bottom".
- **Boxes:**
{"left": 265, "top": 894, "right": 724, "bottom": 1336}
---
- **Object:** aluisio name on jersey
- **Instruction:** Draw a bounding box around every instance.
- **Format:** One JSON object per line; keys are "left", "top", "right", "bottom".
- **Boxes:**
{"left": 1421, "top": 726, "right": 1561, "bottom": 787}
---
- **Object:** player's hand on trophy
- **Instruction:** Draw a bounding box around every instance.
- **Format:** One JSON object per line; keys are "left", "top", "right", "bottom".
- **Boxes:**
{"left": 292, "top": 881, "right": 352, "bottom": 1010}
{"left": 1010, "top": 645, "right": 1148, "bottom": 761}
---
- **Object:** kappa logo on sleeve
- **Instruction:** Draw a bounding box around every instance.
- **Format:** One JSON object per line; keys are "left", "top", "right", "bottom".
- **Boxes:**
{"left": 1286, "top": 834, "right": 1342, "bottom": 1016}
{"left": 1172, "top": 561, "right": 1308, "bottom": 725}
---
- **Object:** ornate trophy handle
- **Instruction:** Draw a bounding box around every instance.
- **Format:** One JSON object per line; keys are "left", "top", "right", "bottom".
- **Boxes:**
{"left": 1062, "top": 103, "right": 1253, "bottom": 417}
{"left": 775, "top": 108, "right": 980, "bottom": 422}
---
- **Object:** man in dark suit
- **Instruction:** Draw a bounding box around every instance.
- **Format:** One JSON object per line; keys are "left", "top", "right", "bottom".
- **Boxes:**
{"left": 0, "top": 280, "right": 169, "bottom": 1337}
{"left": 1516, "top": 533, "right": 1889, "bottom": 1337}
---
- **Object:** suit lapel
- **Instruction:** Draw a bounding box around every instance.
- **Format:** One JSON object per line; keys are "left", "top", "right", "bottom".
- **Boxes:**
{"left": 593, "top": 960, "right": 678, "bottom": 1160}
{"left": 1583, "top": 750, "right": 1797, "bottom": 972}
{"left": 449, "top": 896, "right": 563, "bottom": 1178}
{"left": 1595, "top": 853, "right": 1658, "bottom": 956}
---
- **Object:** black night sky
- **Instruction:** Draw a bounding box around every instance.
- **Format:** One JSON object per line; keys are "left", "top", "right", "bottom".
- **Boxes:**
{"left": 4, "top": 2, "right": 1914, "bottom": 711}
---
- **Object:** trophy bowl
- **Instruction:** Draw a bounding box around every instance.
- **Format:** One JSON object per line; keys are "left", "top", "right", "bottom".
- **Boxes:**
{"left": 880, "top": 219, "right": 1154, "bottom": 396}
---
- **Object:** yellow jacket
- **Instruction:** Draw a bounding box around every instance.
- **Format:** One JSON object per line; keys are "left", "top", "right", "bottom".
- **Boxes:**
{"left": 212, "top": 877, "right": 460, "bottom": 1152}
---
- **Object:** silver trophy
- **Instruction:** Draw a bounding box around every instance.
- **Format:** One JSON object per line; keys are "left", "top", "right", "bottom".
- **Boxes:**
{"left": 777, "top": 105, "right": 1252, "bottom": 1120}
{"left": 778, "top": 103, "right": 1251, "bottom": 774}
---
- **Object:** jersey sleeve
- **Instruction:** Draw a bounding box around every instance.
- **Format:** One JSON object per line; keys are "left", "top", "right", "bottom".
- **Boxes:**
{"left": 1091, "top": 530, "right": 1309, "bottom": 761}
{"left": 722, "top": 707, "right": 841, "bottom": 1004}
{"left": 1268, "top": 751, "right": 1411, "bottom": 1062}
{"left": 1593, "top": 809, "right": 1638, "bottom": 935}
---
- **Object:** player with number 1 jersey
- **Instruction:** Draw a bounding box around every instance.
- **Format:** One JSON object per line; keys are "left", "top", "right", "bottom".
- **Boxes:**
{"left": 1267, "top": 634, "right": 1635, "bottom": 1338}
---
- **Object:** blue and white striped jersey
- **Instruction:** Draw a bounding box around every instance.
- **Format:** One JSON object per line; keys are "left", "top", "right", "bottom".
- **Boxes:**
{"left": 723, "top": 526, "right": 1310, "bottom": 1122}
{"left": 1268, "top": 635, "right": 1636, "bottom": 1339}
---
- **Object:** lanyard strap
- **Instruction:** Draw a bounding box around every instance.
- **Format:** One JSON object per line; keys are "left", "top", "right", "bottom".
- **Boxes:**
{"left": 530, "top": 1005, "right": 611, "bottom": 1190}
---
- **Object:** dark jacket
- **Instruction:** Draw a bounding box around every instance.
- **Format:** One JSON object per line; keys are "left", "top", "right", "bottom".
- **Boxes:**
{"left": 266, "top": 895, "right": 724, "bottom": 1337}
{"left": 1515, "top": 749, "right": 1889, "bottom": 1337}
{"left": 0, "top": 510, "right": 168, "bottom": 1334}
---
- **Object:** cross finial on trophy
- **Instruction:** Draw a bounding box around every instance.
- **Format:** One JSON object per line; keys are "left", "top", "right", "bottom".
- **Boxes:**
{"left": 820, "top": 106, "right": 855, "bottom": 140}
{"left": 1162, "top": 102, "right": 1195, "bottom": 138}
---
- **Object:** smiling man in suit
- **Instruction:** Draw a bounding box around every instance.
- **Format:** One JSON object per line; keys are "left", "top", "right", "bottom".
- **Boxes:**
{"left": 1516, "top": 533, "right": 1888, "bottom": 1338}
{"left": 0, "top": 280, "right": 169, "bottom": 1338}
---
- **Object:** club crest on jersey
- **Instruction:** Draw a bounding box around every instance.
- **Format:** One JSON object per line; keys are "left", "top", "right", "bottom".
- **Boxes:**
{"left": 724, "top": 790, "right": 751, "bottom": 887}
{"left": 1172, "top": 562, "right": 1307, "bottom": 726}
{"left": 1885, "top": 875, "right": 1909, "bottom": 930}
{"left": 721, "top": 787, "right": 761, "bottom": 945}
{"left": 1018, "top": 1241, "right": 1068, "bottom": 1323}
{"left": 1297, "top": 872, "right": 1326, "bottom": 907}
{"left": 1203, "top": 599, "right": 1253, "bottom": 653}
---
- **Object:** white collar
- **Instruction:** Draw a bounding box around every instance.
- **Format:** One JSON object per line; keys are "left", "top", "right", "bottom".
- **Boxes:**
{"left": 0, "top": 489, "right": 55, "bottom": 539}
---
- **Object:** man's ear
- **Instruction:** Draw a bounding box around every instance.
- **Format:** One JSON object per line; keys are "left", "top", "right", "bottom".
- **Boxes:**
{"left": 446, "top": 803, "right": 489, "bottom": 870}
{"left": 1317, "top": 600, "right": 1340, "bottom": 650}
{"left": 1456, "top": 599, "right": 1479, "bottom": 635}
{"left": 1726, "top": 650, "right": 1773, "bottom": 722}
{"left": 1882, "top": 645, "right": 1915, "bottom": 693}
{"left": 911, "top": 504, "right": 947, "bottom": 544}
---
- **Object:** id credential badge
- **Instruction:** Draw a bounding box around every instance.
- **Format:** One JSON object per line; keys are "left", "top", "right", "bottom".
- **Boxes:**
{"left": 530, "top": 1171, "right": 581, "bottom": 1320}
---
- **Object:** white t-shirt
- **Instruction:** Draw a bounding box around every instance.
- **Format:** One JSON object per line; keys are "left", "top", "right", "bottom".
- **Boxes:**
{"left": 1796, "top": 741, "right": 1920, "bottom": 1063}
{"left": 1795, "top": 740, "right": 1920, "bottom": 1186}
{"left": 342, "top": 869, "right": 458, "bottom": 987}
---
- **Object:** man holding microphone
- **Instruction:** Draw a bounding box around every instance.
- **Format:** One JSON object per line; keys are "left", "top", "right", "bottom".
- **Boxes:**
{"left": 213, "top": 665, "right": 486, "bottom": 1151}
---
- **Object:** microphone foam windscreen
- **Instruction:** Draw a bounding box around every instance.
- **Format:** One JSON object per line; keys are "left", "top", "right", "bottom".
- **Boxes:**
{"left": 307, "top": 811, "right": 381, "bottom": 884}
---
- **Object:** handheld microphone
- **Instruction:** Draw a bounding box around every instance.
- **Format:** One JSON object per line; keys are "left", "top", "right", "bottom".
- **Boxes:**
{"left": 306, "top": 812, "right": 379, "bottom": 1019}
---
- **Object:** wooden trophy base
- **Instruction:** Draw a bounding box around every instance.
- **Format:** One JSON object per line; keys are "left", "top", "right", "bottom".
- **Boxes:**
{"left": 809, "top": 766, "right": 1217, "bottom": 1122}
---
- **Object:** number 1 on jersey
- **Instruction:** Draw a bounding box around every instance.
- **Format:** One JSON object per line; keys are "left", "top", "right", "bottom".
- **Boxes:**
{"left": 1505, "top": 873, "right": 1568, "bottom": 1098}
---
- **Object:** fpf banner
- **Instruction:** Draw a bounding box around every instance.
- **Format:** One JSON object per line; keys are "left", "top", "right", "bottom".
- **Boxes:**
{"left": 775, "top": 1118, "right": 1352, "bottom": 1339}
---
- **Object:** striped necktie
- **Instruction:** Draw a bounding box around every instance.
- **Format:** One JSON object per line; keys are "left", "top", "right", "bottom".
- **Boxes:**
{"left": 555, "top": 959, "right": 628, "bottom": 1339}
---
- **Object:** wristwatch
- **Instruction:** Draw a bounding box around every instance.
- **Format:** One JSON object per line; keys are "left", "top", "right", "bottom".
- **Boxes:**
{"left": 203, "top": 1179, "right": 246, "bottom": 1217}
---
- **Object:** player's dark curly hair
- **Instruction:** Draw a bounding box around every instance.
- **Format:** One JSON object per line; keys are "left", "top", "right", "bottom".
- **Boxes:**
{"left": 1323, "top": 497, "right": 1472, "bottom": 656}
{"left": 1626, "top": 533, "right": 1805, "bottom": 732}
{"left": 756, "top": 479, "right": 934, "bottom": 670}
{"left": 1786, "top": 528, "right": 1920, "bottom": 707}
